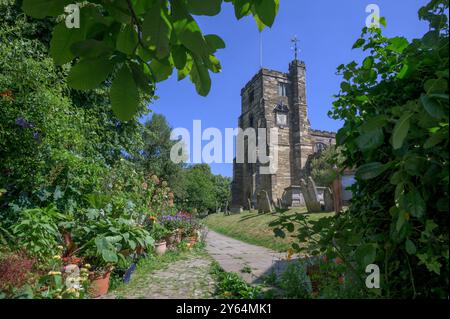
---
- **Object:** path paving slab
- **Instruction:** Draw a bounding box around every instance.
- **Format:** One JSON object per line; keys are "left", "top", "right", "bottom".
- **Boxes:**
{"left": 205, "top": 230, "right": 293, "bottom": 284}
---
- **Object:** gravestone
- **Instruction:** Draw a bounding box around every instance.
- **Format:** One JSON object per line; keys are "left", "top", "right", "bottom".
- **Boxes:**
{"left": 257, "top": 190, "right": 273, "bottom": 213}
{"left": 300, "top": 177, "right": 321, "bottom": 212}
{"left": 323, "top": 187, "right": 334, "bottom": 212}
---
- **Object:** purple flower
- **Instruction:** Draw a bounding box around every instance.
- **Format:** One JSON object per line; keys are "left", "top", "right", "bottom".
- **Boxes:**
{"left": 33, "top": 131, "right": 41, "bottom": 142}
{"left": 15, "top": 117, "right": 34, "bottom": 129}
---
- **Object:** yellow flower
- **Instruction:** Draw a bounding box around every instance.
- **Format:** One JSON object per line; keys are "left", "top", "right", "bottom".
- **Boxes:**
{"left": 286, "top": 248, "right": 294, "bottom": 261}
{"left": 84, "top": 263, "right": 91, "bottom": 269}
{"left": 57, "top": 245, "right": 64, "bottom": 250}
{"left": 66, "top": 288, "right": 77, "bottom": 294}
{"left": 48, "top": 271, "right": 62, "bottom": 276}
{"left": 53, "top": 255, "right": 61, "bottom": 260}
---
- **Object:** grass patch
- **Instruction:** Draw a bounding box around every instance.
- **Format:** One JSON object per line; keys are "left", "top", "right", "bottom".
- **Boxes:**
{"left": 203, "top": 210, "right": 334, "bottom": 252}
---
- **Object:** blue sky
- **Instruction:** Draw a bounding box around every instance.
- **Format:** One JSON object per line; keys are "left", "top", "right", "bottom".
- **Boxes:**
{"left": 142, "top": 0, "right": 430, "bottom": 177}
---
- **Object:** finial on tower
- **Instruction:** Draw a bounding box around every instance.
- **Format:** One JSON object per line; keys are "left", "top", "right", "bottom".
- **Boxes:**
{"left": 291, "top": 35, "right": 299, "bottom": 61}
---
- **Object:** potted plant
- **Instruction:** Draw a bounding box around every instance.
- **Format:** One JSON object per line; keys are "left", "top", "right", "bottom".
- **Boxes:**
{"left": 150, "top": 223, "right": 170, "bottom": 256}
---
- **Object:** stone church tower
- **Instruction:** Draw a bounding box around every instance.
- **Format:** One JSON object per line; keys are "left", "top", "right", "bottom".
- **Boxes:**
{"left": 231, "top": 59, "right": 335, "bottom": 210}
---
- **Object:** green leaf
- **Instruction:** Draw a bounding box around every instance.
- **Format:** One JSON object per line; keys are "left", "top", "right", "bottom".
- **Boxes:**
{"left": 190, "top": 59, "right": 211, "bottom": 96}
{"left": 254, "top": 0, "right": 279, "bottom": 28}
{"left": 404, "top": 189, "right": 426, "bottom": 218}
{"left": 129, "top": 62, "right": 154, "bottom": 92}
{"left": 355, "top": 128, "right": 384, "bottom": 151}
{"left": 356, "top": 162, "right": 389, "bottom": 180}
{"left": 392, "top": 112, "right": 413, "bottom": 149}
{"left": 50, "top": 23, "right": 86, "bottom": 65}
{"left": 253, "top": 14, "right": 266, "bottom": 32}
{"left": 102, "top": 0, "right": 131, "bottom": 23}
{"left": 422, "top": 30, "right": 439, "bottom": 48}
{"left": 177, "top": 54, "right": 193, "bottom": 81}
{"left": 187, "top": 0, "right": 222, "bottom": 16}
{"left": 352, "top": 38, "right": 365, "bottom": 49}
{"left": 102, "top": 249, "right": 118, "bottom": 263}
{"left": 22, "top": 0, "right": 68, "bottom": 19}
{"left": 397, "top": 63, "right": 409, "bottom": 79}
{"left": 70, "top": 39, "right": 112, "bottom": 58}
{"left": 142, "top": 3, "right": 172, "bottom": 59}
{"left": 424, "top": 133, "right": 445, "bottom": 149}
{"left": 233, "top": 0, "right": 252, "bottom": 19}
{"left": 420, "top": 95, "right": 445, "bottom": 119}
{"left": 273, "top": 228, "right": 285, "bottom": 238}
{"left": 116, "top": 24, "right": 138, "bottom": 55}
{"left": 286, "top": 223, "right": 294, "bottom": 232}
{"left": 355, "top": 243, "right": 377, "bottom": 266}
{"left": 67, "top": 56, "right": 114, "bottom": 90}
{"left": 387, "top": 37, "right": 409, "bottom": 53}
{"left": 149, "top": 58, "right": 174, "bottom": 82}
{"left": 340, "top": 82, "right": 351, "bottom": 92}
{"left": 173, "top": 8, "right": 210, "bottom": 60}
{"left": 362, "top": 56, "right": 374, "bottom": 69}
{"left": 110, "top": 64, "right": 140, "bottom": 121}
{"left": 405, "top": 239, "right": 416, "bottom": 255}
{"left": 204, "top": 34, "right": 226, "bottom": 54}
{"left": 424, "top": 78, "right": 448, "bottom": 94}
{"left": 172, "top": 45, "right": 188, "bottom": 70}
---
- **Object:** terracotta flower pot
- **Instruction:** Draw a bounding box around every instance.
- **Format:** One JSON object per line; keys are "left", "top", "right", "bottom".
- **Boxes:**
{"left": 154, "top": 241, "right": 167, "bottom": 255}
{"left": 89, "top": 270, "right": 111, "bottom": 297}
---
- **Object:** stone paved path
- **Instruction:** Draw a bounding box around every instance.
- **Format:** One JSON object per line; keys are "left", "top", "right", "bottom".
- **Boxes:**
{"left": 102, "top": 254, "right": 217, "bottom": 299}
{"left": 205, "top": 229, "right": 290, "bottom": 284}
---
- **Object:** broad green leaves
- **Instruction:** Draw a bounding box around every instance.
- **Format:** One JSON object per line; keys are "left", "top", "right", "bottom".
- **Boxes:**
{"left": 50, "top": 23, "right": 86, "bottom": 66}
{"left": 356, "top": 162, "right": 390, "bottom": 180}
{"left": 205, "top": 35, "right": 226, "bottom": 53}
{"left": 392, "top": 112, "right": 413, "bottom": 149}
{"left": 67, "top": 57, "right": 114, "bottom": 90}
{"left": 387, "top": 37, "right": 409, "bottom": 53}
{"left": 190, "top": 60, "right": 212, "bottom": 96}
{"left": 254, "top": 0, "right": 279, "bottom": 27}
{"left": 142, "top": 2, "right": 172, "bottom": 58}
{"left": 116, "top": 24, "right": 139, "bottom": 55}
{"left": 234, "top": 0, "right": 252, "bottom": 19}
{"left": 187, "top": 0, "right": 223, "bottom": 16}
{"left": 355, "top": 243, "right": 377, "bottom": 266}
{"left": 22, "top": 0, "right": 69, "bottom": 19}
{"left": 21, "top": 0, "right": 279, "bottom": 120}
{"left": 110, "top": 65, "right": 140, "bottom": 121}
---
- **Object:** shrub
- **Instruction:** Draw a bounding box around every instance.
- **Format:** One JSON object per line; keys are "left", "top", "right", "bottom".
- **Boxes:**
{"left": 279, "top": 261, "right": 312, "bottom": 299}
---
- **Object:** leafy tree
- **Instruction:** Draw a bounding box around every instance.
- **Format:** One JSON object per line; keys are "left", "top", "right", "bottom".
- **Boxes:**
{"left": 20, "top": 0, "right": 280, "bottom": 120}
{"left": 309, "top": 146, "right": 344, "bottom": 187}
{"left": 328, "top": 0, "right": 448, "bottom": 298}
{"left": 213, "top": 174, "right": 232, "bottom": 211}
{"left": 273, "top": 0, "right": 448, "bottom": 298}
{"left": 141, "top": 113, "right": 183, "bottom": 182}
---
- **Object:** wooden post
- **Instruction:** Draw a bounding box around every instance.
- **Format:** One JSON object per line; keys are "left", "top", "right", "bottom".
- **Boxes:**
{"left": 332, "top": 175, "right": 343, "bottom": 214}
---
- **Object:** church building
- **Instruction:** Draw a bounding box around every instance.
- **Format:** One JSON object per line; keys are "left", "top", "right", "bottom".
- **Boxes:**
{"left": 231, "top": 58, "right": 336, "bottom": 210}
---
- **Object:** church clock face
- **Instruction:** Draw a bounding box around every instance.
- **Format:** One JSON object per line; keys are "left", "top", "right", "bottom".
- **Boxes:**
{"left": 276, "top": 113, "right": 287, "bottom": 126}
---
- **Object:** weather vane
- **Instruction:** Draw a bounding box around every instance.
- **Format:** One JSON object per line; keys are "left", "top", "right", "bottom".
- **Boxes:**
{"left": 291, "top": 36, "right": 299, "bottom": 60}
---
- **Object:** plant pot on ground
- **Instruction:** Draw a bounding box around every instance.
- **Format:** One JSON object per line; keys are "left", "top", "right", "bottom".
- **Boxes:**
{"left": 149, "top": 223, "right": 170, "bottom": 255}
{"left": 89, "top": 268, "right": 112, "bottom": 297}
{"left": 154, "top": 240, "right": 167, "bottom": 256}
